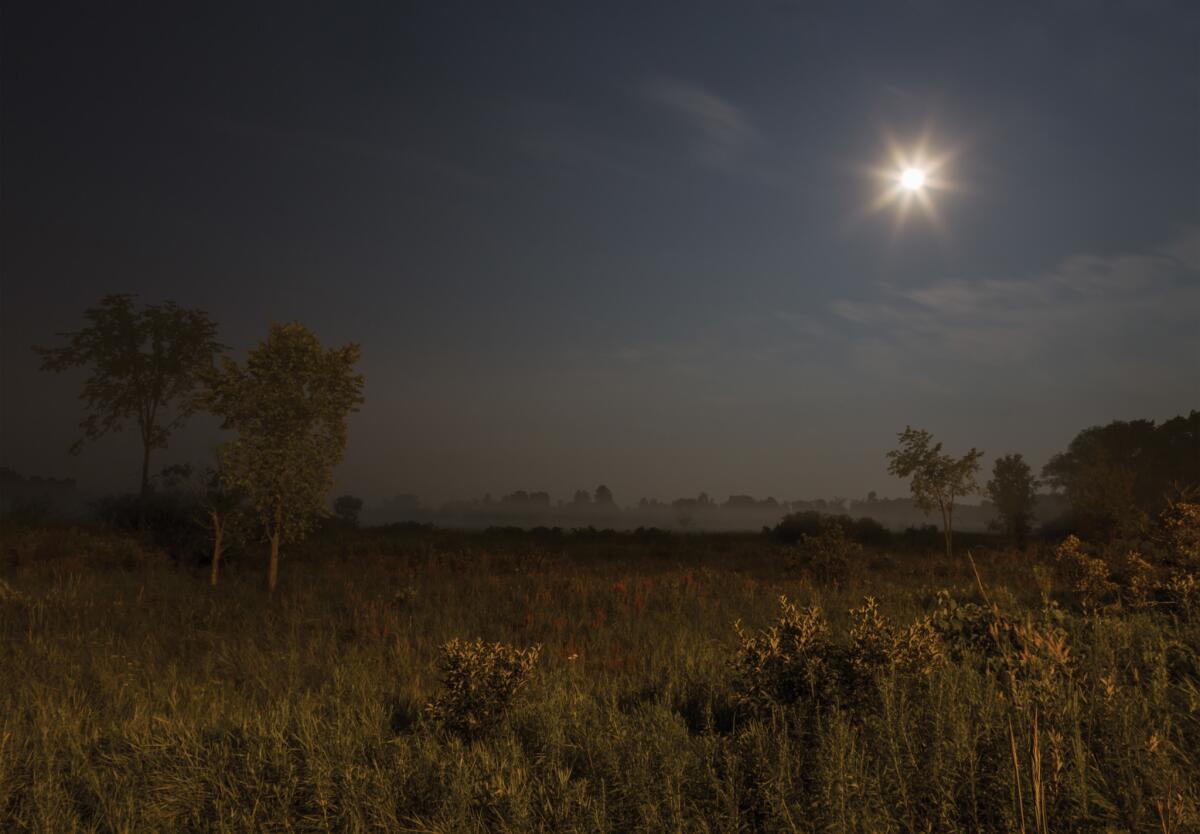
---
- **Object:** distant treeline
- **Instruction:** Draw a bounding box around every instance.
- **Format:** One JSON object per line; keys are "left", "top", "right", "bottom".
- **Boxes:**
{"left": 5, "top": 410, "right": 1197, "bottom": 545}
{"left": 0, "top": 467, "right": 92, "bottom": 522}
{"left": 363, "top": 490, "right": 1068, "bottom": 534}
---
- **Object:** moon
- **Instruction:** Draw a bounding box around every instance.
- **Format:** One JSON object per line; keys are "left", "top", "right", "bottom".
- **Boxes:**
{"left": 900, "top": 167, "right": 925, "bottom": 190}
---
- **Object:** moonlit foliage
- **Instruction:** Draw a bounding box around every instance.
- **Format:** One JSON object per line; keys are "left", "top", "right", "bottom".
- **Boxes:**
{"left": 886, "top": 426, "right": 983, "bottom": 559}
{"left": 208, "top": 322, "right": 364, "bottom": 592}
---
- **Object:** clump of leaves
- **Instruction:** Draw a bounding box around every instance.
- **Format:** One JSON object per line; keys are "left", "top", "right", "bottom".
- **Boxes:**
{"left": 847, "top": 597, "right": 944, "bottom": 679}
{"left": 1159, "top": 499, "right": 1200, "bottom": 567}
{"left": 732, "top": 595, "right": 944, "bottom": 713}
{"left": 1164, "top": 572, "right": 1199, "bottom": 620}
{"left": 994, "top": 616, "right": 1075, "bottom": 713}
{"left": 425, "top": 638, "right": 541, "bottom": 739}
{"left": 1054, "top": 535, "right": 1117, "bottom": 613}
{"left": 931, "top": 589, "right": 1001, "bottom": 657}
{"left": 1114, "top": 549, "right": 1156, "bottom": 610}
{"left": 732, "top": 596, "right": 836, "bottom": 709}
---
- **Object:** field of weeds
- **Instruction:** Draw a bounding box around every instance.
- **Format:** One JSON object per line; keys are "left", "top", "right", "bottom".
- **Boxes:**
{"left": 1, "top": 523, "right": 1198, "bottom": 832}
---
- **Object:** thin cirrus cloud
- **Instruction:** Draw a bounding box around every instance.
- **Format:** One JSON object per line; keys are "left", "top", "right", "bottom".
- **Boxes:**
{"left": 830, "top": 225, "right": 1200, "bottom": 379}
{"left": 642, "top": 78, "right": 759, "bottom": 167}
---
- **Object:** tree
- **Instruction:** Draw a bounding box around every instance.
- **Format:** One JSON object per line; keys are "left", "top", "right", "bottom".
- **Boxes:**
{"left": 572, "top": 489, "right": 592, "bottom": 505}
{"left": 594, "top": 484, "right": 615, "bottom": 506}
{"left": 34, "top": 294, "right": 224, "bottom": 503}
{"left": 986, "top": 453, "right": 1039, "bottom": 543}
{"left": 886, "top": 427, "right": 983, "bottom": 559}
{"left": 333, "top": 494, "right": 364, "bottom": 527}
{"left": 1042, "top": 412, "right": 1200, "bottom": 536}
{"left": 208, "top": 322, "right": 364, "bottom": 593}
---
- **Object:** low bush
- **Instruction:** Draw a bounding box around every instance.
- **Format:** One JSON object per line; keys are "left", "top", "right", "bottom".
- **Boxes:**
{"left": 770, "top": 510, "right": 889, "bottom": 546}
{"left": 425, "top": 638, "right": 541, "bottom": 739}
{"left": 788, "top": 516, "right": 862, "bottom": 583}
{"left": 731, "top": 595, "right": 945, "bottom": 713}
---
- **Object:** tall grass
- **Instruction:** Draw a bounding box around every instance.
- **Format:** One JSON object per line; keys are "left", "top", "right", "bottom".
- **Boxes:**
{"left": 1, "top": 524, "right": 1197, "bottom": 831}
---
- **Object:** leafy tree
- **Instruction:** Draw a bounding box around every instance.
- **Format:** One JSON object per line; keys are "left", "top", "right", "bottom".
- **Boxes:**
{"left": 208, "top": 322, "right": 364, "bottom": 593}
{"left": 34, "top": 294, "right": 224, "bottom": 502}
{"left": 594, "top": 484, "right": 615, "bottom": 506}
{"left": 986, "top": 453, "right": 1039, "bottom": 543}
{"left": 1042, "top": 412, "right": 1200, "bottom": 536}
{"left": 572, "top": 489, "right": 592, "bottom": 505}
{"left": 333, "top": 494, "right": 364, "bottom": 527}
{"left": 886, "top": 426, "right": 983, "bottom": 559}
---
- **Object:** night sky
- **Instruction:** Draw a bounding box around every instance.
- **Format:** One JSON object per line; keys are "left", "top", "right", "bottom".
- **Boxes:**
{"left": 3, "top": 2, "right": 1197, "bottom": 505}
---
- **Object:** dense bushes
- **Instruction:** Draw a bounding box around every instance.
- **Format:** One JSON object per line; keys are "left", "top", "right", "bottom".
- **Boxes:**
{"left": 731, "top": 595, "right": 944, "bottom": 711}
{"left": 95, "top": 491, "right": 214, "bottom": 564}
{"left": 425, "top": 639, "right": 541, "bottom": 739}
{"left": 770, "top": 510, "right": 890, "bottom": 546}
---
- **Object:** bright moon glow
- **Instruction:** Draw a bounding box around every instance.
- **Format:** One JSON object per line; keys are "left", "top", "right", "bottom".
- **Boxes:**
{"left": 900, "top": 167, "right": 925, "bottom": 190}
{"left": 862, "top": 132, "right": 959, "bottom": 236}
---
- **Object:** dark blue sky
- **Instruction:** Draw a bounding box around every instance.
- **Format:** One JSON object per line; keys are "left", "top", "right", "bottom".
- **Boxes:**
{"left": 3, "top": 1, "right": 1197, "bottom": 504}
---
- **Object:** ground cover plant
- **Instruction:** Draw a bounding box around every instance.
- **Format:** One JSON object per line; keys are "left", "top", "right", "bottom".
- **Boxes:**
{"left": 1, "top": 519, "right": 1198, "bottom": 832}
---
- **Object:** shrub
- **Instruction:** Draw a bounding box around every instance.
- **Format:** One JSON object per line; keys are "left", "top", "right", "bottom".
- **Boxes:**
{"left": 995, "top": 616, "right": 1074, "bottom": 713}
{"left": 1164, "top": 572, "right": 1199, "bottom": 620}
{"left": 792, "top": 518, "right": 862, "bottom": 583}
{"left": 930, "top": 589, "right": 1001, "bottom": 657}
{"left": 771, "top": 511, "right": 890, "bottom": 547}
{"left": 731, "top": 596, "right": 835, "bottom": 709}
{"left": 732, "top": 595, "right": 945, "bottom": 713}
{"left": 1114, "top": 549, "right": 1155, "bottom": 609}
{"left": 1053, "top": 535, "right": 1117, "bottom": 613}
{"left": 425, "top": 638, "right": 541, "bottom": 739}
{"left": 1159, "top": 500, "right": 1200, "bottom": 567}
{"left": 96, "top": 491, "right": 212, "bottom": 563}
{"left": 848, "top": 597, "right": 944, "bottom": 678}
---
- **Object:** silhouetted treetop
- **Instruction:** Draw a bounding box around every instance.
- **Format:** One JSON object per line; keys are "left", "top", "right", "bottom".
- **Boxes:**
{"left": 34, "top": 294, "right": 225, "bottom": 501}
{"left": 1042, "top": 411, "right": 1200, "bottom": 536}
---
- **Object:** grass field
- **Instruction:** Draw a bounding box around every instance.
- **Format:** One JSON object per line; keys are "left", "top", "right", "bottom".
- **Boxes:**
{"left": 2, "top": 523, "right": 1198, "bottom": 832}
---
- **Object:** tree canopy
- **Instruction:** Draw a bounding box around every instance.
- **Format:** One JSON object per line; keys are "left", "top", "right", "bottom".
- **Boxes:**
{"left": 986, "top": 453, "right": 1039, "bottom": 542}
{"left": 1042, "top": 411, "right": 1200, "bottom": 536}
{"left": 34, "top": 294, "right": 224, "bottom": 499}
{"left": 208, "top": 322, "right": 364, "bottom": 593}
{"left": 886, "top": 426, "right": 983, "bottom": 559}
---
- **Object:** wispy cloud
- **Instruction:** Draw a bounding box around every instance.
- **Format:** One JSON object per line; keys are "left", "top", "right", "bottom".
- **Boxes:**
{"left": 831, "top": 225, "right": 1200, "bottom": 379}
{"left": 642, "top": 78, "right": 758, "bottom": 167}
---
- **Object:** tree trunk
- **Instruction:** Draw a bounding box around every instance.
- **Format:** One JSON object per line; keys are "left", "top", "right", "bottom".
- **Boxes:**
{"left": 944, "top": 504, "right": 954, "bottom": 560}
{"left": 139, "top": 441, "right": 152, "bottom": 526}
{"left": 210, "top": 513, "right": 223, "bottom": 587}
{"left": 268, "top": 530, "right": 280, "bottom": 594}
{"left": 140, "top": 442, "right": 152, "bottom": 499}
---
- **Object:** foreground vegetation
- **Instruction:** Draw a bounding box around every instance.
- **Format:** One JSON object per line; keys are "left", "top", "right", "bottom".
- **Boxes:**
{"left": 2, "top": 522, "right": 1198, "bottom": 832}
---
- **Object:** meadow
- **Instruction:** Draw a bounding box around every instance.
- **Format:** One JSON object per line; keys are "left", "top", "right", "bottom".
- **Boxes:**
{"left": 1, "top": 522, "right": 1198, "bottom": 832}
